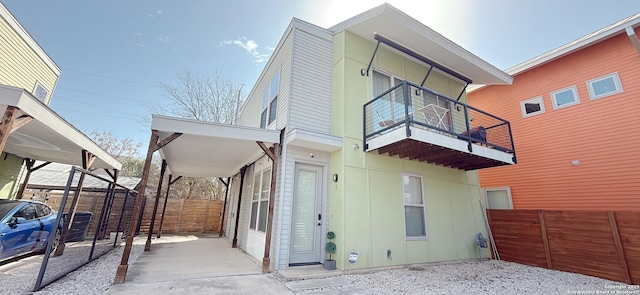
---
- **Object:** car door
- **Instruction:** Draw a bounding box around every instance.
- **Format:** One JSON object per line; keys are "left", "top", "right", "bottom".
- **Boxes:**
{"left": 1, "top": 204, "right": 39, "bottom": 257}
{"left": 34, "top": 203, "right": 56, "bottom": 250}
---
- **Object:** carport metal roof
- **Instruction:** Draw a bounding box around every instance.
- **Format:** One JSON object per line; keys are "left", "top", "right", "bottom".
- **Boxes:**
{"left": 151, "top": 115, "right": 281, "bottom": 178}
{"left": 0, "top": 85, "right": 121, "bottom": 170}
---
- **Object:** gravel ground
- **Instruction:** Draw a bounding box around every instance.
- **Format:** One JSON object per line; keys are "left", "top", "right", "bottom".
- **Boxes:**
{"left": 32, "top": 237, "right": 146, "bottom": 295}
{"left": 311, "top": 260, "right": 633, "bottom": 295}
{"left": 21, "top": 237, "right": 634, "bottom": 295}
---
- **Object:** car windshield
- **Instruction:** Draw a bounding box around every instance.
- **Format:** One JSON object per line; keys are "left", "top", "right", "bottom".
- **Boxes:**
{"left": 0, "top": 202, "right": 19, "bottom": 220}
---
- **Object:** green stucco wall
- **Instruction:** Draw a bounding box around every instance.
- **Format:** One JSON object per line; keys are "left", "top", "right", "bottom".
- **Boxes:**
{"left": 0, "top": 152, "right": 24, "bottom": 199}
{"left": 329, "top": 31, "right": 488, "bottom": 270}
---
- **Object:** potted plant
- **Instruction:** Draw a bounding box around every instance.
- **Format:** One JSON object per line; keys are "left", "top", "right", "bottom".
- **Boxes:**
{"left": 324, "top": 231, "right": 337, "bottom": 270}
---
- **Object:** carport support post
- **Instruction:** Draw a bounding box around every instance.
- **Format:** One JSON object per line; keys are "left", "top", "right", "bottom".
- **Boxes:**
{"left": 115, "top": 129, "right": 159, "bottom": 284}
{"left": 157, "top": 174, "right": 177, "bottom": 239}
{"left": 219, "top": 177, "right": 230, "bottom": 237}
{"left": 16, "top": 160, "right": 51, "bottom": 199}
{"left": 232, "top": 166, "right": 247, "bottom": 248}
{"left": 0, "top": 106, "right": 18, "bottom": 154}
{"left": 259, "top": 142, "right": 280, "bottom": 273}
{"left": 145, "top": 159, "right": 167, "bottom": 251}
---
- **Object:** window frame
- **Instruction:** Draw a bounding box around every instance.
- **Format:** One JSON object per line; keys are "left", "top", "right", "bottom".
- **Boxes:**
{"left": 550, "top": 85, "right": 580, "bottom": 110}
{"left": 586, "top": 72, "right": 623, "bottom": 100}
{"left": 32, "top": 81, "right": 49, "bottom": 103}
{"left": 520, "top": 96, "right": 546, "bottom": 118}
{"left": 483, "top": 187, "right": 514, "bottom": 210}
{"left": 249, "top": 166, "right": 271, "bottom": 233}
{"left": 402, "top": 173, "right": 428, "bottom": 240}
{"left": 260, "top": 69, "right": 280, "bottom": 129}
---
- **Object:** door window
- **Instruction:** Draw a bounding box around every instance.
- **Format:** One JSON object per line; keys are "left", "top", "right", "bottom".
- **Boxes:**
{"left": 14, "top": 204, "right": 37, "bottom": 220}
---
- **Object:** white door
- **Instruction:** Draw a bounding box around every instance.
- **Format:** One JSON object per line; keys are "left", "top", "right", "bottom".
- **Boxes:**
{"left": 289, "top": 164, "right": 323, "bottom": 264}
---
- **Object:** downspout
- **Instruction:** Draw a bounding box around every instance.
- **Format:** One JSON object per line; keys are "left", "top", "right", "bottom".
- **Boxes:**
{"left": 218, "top": 177, "right": 231, "bottom": 237}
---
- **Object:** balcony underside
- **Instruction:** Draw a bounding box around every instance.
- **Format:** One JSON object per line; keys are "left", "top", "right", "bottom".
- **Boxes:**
{"left": 366, "top": 127, "right": 514, "bottom": 171}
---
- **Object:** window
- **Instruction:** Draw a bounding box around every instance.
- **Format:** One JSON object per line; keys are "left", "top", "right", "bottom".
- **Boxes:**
{"left": 587, "top": 72, "right": 623, "bottom": 100}
{"left": 268, "top": 71, "right": 279, "bottom": 125}
{"left": 550, "top": 85, "right": 580, "bottom": 109}
{"left": 260, "top": 88, "right": 269, "bottom": 128}
{"left": 402, "top": 174, "right": 427, "bottom": 238}
{"left": 35, "top": 204, "right": 52, "bottom": 217}
{"left": 483, "top": 187, "right": 513, "bottom": 209}
{"left": 14, "top": 204, "right": 37, "bottom": 220}
{"left": 249, "top": 167, "right": 271, "bottom": 232}
{"left": 372, "top": 69, "right": 409, "bottom": 131}
{"left": 520, "top": 96, "right": 545, "bottom": 118}
{"left": 260, "top": 70, "right": 280, "bottom": 128}
{"left": 33, "top": 81, "right": 49, "bottom": 102}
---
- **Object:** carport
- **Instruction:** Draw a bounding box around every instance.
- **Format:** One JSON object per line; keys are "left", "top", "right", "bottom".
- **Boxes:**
{"left": 114, "top": 115, "right": 281, "bottom": 284}
{"left": 0, "top": 84, "right": 129, "bottom": 291}
{"left": 0, "top": 84, "right": 123, "bottom": 246}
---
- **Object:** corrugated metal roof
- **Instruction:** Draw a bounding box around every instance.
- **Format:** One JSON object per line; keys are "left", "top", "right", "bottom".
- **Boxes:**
{"left": 27, "top": 162, "right": 140, "bottom": 190}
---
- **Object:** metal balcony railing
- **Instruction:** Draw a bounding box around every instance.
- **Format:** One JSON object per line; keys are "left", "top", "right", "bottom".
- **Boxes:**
{"left": 363, "top": 80, "right": 516, "bottom": 162}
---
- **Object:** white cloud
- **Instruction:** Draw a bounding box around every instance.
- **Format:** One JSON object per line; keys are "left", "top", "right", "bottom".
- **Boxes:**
{"left": 156, "top": 36, "right": 171, "bottom": 43}
{"left": 219, "top": 37, "right": 272, "bottom": 63}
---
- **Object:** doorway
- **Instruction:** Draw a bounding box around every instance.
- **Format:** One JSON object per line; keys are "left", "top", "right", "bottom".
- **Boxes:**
{"left": 289, "top": 164, "right": 324, "bottom": 264}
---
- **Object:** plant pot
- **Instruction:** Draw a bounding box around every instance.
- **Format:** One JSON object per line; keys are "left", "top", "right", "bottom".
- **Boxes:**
{"left": 323, "top": 259, "right": 336, "bottom": 270}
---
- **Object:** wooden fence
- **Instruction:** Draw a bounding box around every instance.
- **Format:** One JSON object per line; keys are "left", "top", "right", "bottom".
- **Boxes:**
{"left": 139, "top": 197, "right": 224, "bottom": 234}
{"left": 487, "top": 209, "right": 640, "bottom": 284}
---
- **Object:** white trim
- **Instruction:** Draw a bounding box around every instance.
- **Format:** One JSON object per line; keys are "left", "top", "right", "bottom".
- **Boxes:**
{"left": 483, "top": 187, "right": 513, "bottom": 210}
{"left": 0, "top": 3, "right": 61, "bottom": 75}
{"left": 285, "top": 128, "right": 342, "bottom": 152}
{"left": 401, "top": 173, "right": 428, "bottom": 240}
{"left": 520, "top": 96, "right": 546, "bottom": 118}
{"left": 328, "top": 3, "right": 512, "bottom": 85}
{"left": 586, "top": 72, "right": 623, "bottom": 100}
{"left": 0, "top": 84, "right": 120, "bottom": 169}
{"left": 550, "top": 85, "right": 580, "bottom": 110}
{"left": 367, "top": 127, "right": 515, "bottom": 164}
{"left": 505, "top": 14, "right": 640, "bottom": 77}
{"left": 151, "top": 114, "right": 280, "bottom": 143}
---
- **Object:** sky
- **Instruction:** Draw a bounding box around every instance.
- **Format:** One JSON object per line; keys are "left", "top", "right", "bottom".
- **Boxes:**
{"left": 2, "top": 0, "right": 638, "bottom": 153}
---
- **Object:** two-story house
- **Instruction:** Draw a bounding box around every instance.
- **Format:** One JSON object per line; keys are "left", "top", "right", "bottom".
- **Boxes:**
{"left": 0, "top": 3, "right": 121, "bottom": 199}
{"left": 468, "top": 12, "right": 640, "bottom": 211}
{"left": 136, "top": 3, "right": 515, "bottom": 275}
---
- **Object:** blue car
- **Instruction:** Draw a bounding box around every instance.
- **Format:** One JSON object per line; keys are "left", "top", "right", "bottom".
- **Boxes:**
{"left": 0, "top": 200, "right": 61, "bottom": 261}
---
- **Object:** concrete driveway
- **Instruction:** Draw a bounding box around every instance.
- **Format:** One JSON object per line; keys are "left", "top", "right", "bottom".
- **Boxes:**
{"left": 104, "top": 235, "right": 292, "bottom": 295}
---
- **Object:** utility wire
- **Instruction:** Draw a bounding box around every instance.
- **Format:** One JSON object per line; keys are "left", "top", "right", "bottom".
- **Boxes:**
{"left": 62, "top": 67, "right": 157, "bottom": 88}
{"left": 54, "top": 107, "right": 139, "bottom": 121}
{"left": 55, "top": 87, "right": 154, "bottom": 102}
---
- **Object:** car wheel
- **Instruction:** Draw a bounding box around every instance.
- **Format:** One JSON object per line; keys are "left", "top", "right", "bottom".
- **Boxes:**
{"left": 51, "top": 229, "right": 61, "bottom": 253}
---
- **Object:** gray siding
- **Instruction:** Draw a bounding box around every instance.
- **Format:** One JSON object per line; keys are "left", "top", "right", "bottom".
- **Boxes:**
{"left": 289, "top": 29, "right": 333, "bottom": 133}
{"left": 239, "top": 29, "right": 293, "bottom": 130}
{"left": 237, "top": 164, "right": 255, "bottom": 251}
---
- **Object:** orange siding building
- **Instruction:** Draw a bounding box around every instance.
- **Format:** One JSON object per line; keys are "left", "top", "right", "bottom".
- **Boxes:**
{"left": 468, "top": 19, "right": 640, "bottom": 210}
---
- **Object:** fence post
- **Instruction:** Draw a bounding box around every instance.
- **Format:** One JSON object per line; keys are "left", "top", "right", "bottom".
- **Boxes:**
{"left": 608, "top": 212, "right": 632, "bottom": 284}
{"left": 177, "top": 199, "right": 184, "bottom": 233}
{"left": 538, "top": 210, "right": 552, "bottom": 269}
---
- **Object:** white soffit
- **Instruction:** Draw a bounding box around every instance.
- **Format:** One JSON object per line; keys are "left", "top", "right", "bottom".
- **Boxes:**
{"left": 328, "top": 3, "right": 512, "bottom": 85}
{"left": 0, "top": 85, "right": 121, "bottom": 170}
{"left": 285, "top": 128, "right": 343, "bottom": 152}
{"left": 151, "top": 115, "right": 281, "bottom": 178}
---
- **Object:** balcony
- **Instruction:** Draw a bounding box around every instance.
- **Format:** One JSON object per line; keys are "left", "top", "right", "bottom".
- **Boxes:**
{"left": 363, "top": 81, "right": 516, "bottom": 170}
